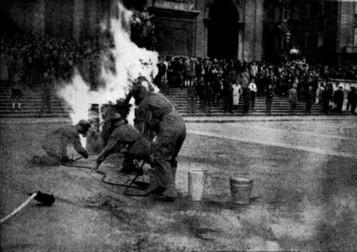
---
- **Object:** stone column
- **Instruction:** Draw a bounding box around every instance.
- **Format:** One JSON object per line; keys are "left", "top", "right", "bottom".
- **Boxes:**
{"left": 33, "top": 0, "right": 45, "bottom": 37}
{"left": 242, "top": 0, "right": 263, "bottom": 61}
{"left": 238, "top": 28, "right": 244, "bottom": 60}
{"left": 195, "top": 0, "right": 205, "bottom": 57}
{"left": 73, "top": 0, "right": 84, "bottom": 41}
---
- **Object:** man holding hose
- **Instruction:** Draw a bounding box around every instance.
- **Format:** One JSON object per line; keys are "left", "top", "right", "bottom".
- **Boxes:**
{"left": 92, "top": 100, "right": 152, "bottom": 174}
{"left": 128, "top": 77, "right": 186, "bottom": 201}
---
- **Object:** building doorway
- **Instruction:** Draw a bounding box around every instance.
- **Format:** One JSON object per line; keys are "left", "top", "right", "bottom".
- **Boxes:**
{"left": 208, "top": 0, "right": 239, "bottom": 59}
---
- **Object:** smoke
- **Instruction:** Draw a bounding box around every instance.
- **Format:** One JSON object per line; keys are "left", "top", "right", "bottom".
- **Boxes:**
{"left": 57, "top": 1, "right": 159, "bottom": 125}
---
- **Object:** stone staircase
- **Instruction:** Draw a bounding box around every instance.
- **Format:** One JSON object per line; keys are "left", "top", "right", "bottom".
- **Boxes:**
{"left": 165, "top": 88, "right": 325, "bottom": 116}
{"left": 0, "top": 85, "right": 330, "bottom": 119}
{"left": 0, "top": 84, "right": 69, "bottom": 118}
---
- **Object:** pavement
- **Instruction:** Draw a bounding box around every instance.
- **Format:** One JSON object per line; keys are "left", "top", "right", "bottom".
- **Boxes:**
{"left": 1, "top": 117, "right": 357, "bottom": 251}
{"left": 0, "top": 114, "right": 356, "bottom": 124}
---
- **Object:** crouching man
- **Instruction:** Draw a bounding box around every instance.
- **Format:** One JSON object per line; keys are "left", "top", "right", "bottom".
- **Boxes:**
{"left": 92, "top": 101, "right": 152, "bottom": 173}
{"left": 32, "top": 120, "right": 90, "bottom": 166}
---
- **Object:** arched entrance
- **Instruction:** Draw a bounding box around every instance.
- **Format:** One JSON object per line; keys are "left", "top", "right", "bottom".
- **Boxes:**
{"left": 208, "top": 0, "right": 239, "bottom": 59}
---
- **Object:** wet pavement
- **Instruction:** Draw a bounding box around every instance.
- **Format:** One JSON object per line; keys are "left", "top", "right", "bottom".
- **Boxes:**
{"left": 0, "top": 118, "right": 357, "bottom": 251}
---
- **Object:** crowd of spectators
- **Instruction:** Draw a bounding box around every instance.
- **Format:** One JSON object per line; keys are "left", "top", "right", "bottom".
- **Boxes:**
{"left": 0, "top": 32, "right": 108, "bottom": 113}
{"left": 0, "top": 32, "right": 356, "bottom": 115}
{"left": 154, "top": 56, "right": 357, "bottom": 114}
{"left": 0, "top": 33, "right": 106, "bottom": 88}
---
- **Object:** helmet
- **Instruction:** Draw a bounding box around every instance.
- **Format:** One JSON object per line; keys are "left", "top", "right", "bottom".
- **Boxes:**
{"left": 109, "top": 112, "right": 122, "bottom": 122}
{"left": 130, "top": 84, "right": 148, "bottom": 105}
{"left": 115, "top": 98, "right": 131, "bottom": 119}
{"left": 76, "top": 120, "right": 91, "bottom": 134}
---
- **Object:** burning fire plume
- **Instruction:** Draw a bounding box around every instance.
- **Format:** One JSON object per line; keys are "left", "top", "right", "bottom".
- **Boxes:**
{"left": 57, "top": 1, "right": 158, "bottom": 125}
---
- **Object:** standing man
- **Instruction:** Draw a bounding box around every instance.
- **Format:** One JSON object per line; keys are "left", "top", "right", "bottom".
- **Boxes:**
{"left": 39, "top": 69, "right": 55, "bottom": 117}
{"left": 223, "top": 78, "right": 233, "bottom": 114}
{"left": 347, "top": 87, "right": 357, "bottom": 114}
{"left": 232, "top": 81, "right": 243, "bottom": 112}
{"left": 266, "top": 84, "right": 274, "bottom": 115}
{"left": 321, "top": 83, "right": 333, "bottom": 114}
{"left": 239, "top": 70, "right": 250, "bottom": 114}
{"left": 129, "top": 79, "right": 186, "bottom": 201}
{"left": 249, "top": 79, "right": 257, "bottom": 111}
{"left": 334, "top": 85, "right": 344, "bottom": 114}
{"left": 186, "top": 76, "right": 197, "bottom": 115}
{"left": 305, "top": 85, "right": 314, "bottom": 114}
{"left": 288, "top": 83, "right": 298, "bottom": 115}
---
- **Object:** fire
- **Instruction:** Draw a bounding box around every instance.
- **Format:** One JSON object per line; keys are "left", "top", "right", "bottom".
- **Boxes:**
{"left": 57, "top": 1, "right": 159, "bottom": 126}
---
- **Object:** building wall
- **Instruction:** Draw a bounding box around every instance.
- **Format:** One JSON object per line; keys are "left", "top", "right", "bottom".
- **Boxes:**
{"left": 262, "top": 0, "right": 357, "bottom": 65}
{"left": 337, "top": 0, "right": 357, "bottom": 64}
{"left": 149, "top": 0, "right": 263, "bottom": 60}
{"left": 2, "top": 0, "right": 109, "bottom": 41}
{"left": 150, "top": 7, "right": 199, "bottom": 56}
{"left": 4, "top": 0, "right": 45, "bottom": 35}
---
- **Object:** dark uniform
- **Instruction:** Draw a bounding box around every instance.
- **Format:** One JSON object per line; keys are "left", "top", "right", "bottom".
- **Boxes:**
{"left": 33, "top": 121, "right": 90, "bottom": 166}
{"left": 334, "top": 87, "right": 344, "bottom": 113}
{"left": 132, "top": 86, "right": 186, "bottom": 200}
{"left": 94, "top": 118, "right": 152, "bottom": 172}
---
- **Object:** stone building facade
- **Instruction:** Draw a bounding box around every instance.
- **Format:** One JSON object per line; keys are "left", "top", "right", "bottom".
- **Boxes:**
{"left": 263, "top": 0, "right": 357, "bottom": 64}
{"left": 1, "top": 0, "right": 356, "bottom": 64}
{"left": 0, "top": 0, "right": 112, "bottom": 41}
{"left": 0, "top": 0, "right": 264, "bottom": 61}
{"left": 147, "top": 0, "right": 264, "bottom": 61}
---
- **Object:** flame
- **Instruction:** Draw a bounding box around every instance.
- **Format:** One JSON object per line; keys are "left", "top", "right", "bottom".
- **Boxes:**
{"left": 57, "top": 1, "right": 159, "bottom": 126}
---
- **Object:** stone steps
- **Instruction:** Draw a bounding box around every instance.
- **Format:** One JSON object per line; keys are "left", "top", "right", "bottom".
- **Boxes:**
{"left": 165, "top": 88, "right": 325, "bottom": 116}
{"left": 0, "top": 85, "right": 69, "bottom": 118}
{"left": 0, "top": 85, "right": 331, "bottom": 118}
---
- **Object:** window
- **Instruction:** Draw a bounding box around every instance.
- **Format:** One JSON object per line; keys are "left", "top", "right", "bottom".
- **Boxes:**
{"left": 354, "top": 28, "right": 357, "bottom": 47}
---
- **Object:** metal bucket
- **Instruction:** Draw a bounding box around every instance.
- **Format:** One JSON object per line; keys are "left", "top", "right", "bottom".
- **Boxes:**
{"left": 188, "top": 170, "right": 205, "bottom": 201}
{"left": 230, "top": 177, "right": 253, "bottom": 204}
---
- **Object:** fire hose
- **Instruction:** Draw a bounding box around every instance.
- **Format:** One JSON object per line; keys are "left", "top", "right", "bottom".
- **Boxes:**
{"left": 0, "top": 191, "right": 55, "bottom": 224}
{"left": 62, "top": 157, "right": 150, "bottom": 197}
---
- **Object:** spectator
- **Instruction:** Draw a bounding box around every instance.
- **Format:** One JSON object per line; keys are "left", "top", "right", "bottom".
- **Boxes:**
{"left": 232, "top": 81, "right": 243, "bottom": 111}
{"left": 305, "top": 85, "right": 314, "bottom": 114}
{"left": 0, "top": 48, "right": 9, "bottom": 85}
{"left": 266, "top": 83, "right": 274, "bottom": 115}
{"left": 315, "top": 80, "right": 324, "bottom": 104}
{"left": 249, "top": 79, "right": 257, "bottom": 111}
{"left": 321, "top": 83, "right": 333, "bottom": 114}
{"left": 333, "top": 85, "right": 344, "bottom": 113}
{"left": 11, "top": 72, "right": 23, "bottom": 111}
{"left": 347, "top": 86, "right": 357, "bottom": 114}
{"left": 186, "top": 76, "right": 197, "bottom": 115}
{"left": 288, "top": 83, "right": 298, "bottom": 115}
{"left": 39, "top": 69, "right": 55, "bottom": 117}
{"left": 239, "top": 69, "right": 250, "bottom": 114}
{"left": 223, "top": 78, "right": 233, "bottom": 113}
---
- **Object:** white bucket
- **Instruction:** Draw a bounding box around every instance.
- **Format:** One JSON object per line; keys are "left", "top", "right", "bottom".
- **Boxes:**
{"left": 188, "top": 170, "right": 205, "bottom": 201}
{"left": 230, "top": 177, "right": 253, "bottom": 204}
